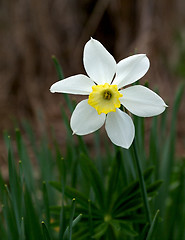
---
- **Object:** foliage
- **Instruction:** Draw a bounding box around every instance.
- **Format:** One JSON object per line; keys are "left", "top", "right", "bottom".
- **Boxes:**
{"left": 0, "top": 60, "right": 184, "bottom": 239}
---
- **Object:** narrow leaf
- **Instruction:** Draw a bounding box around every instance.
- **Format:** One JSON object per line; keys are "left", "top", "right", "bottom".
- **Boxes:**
{"left": 42, "top": 221, "right": 51, "bottom": 240}
{"left": 146, "top": 210, "right": 160, "bottom": 240}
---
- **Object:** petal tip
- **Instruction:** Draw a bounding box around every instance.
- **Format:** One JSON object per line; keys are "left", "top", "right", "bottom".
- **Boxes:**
{"left": 123, "top": 135, "right": 135, "bottom": 149}
{"left": 123, "top": 144, "right": 131, "bottom": 149}
{"left": 89, "top": 37, "right": 97, "bottom": 45}
{"left": 114, "top": 137, "right": 134, "bottom": 149}
{"left": 50, "top": 87, "right": 55, "bottom": 93}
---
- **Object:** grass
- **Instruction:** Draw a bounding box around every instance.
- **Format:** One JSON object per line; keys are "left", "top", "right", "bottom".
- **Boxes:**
{"left": 0, "top": 59, "right": 184, "bottom": 239}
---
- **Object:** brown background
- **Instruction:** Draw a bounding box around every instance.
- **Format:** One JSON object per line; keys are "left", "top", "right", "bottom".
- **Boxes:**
{"left": 0, "top": 0, "right": 185, "bottom": 157}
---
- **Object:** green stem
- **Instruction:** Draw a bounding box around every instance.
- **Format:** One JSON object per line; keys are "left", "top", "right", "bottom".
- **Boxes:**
{"left": 133, "top": 139, "right": 152, "bottom": 225}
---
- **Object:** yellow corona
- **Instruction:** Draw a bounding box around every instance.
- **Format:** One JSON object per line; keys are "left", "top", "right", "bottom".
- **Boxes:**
{"left": 88, "top": 83, "right": 123, "bottom": 114}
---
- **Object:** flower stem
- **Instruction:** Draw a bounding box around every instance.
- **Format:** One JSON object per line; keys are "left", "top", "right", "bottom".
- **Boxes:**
{"left": 133, "top": 139, "right": 152, "bottom": 225}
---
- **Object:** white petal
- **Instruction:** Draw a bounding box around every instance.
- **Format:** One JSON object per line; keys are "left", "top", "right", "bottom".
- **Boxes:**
{"left": 83, "top": 38, "right": 116, "bottom": 85}
{"left": 50, "top": 74, "right": 95, "bottom": 95}
{"left": 70, "top": 99, "right": 106, "bottom": 135}
{"left": 113, "top": 54, "right": 150, "bottom": 88}
{"left": 120, "top": 85, "right": 167, "bottom": 117}
{"left": 105, "top": 109, "right": 135, "bottom": 149}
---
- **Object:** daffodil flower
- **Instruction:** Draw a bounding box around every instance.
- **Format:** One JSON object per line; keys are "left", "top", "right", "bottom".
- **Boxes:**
{"left": 50, "top": 38, "right": 167, "bottom": 149}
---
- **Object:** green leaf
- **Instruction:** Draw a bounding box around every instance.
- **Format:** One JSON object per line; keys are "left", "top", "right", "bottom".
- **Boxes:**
{"left": 149, "top": 116, "right": 159, "bottom": 168}
{"left": 68, "top": 198, "right": 76, "bottom": 240}
{"left": 111, "top": 219, "right": 138, "bottom": 237}
{"left": 79, "top": 154, "right": 105, "bottom": 210}
{"left": 0, "top": 214, "right": 8, "bottom": 240}
{"left": 147, "top": 180, "right": 163, "bottom": 196}
{"left": 24, "top": 188, "right": 43, "bottom": 240}
{"left": 61, "top": 107, "right": 73, "bottom": 136}
{"left": 6, "top": 136, "right": 22, "bottom": 235}
{"left": 113, "top": 167, "right": 154, "bottom": 213}
{"left": 72, "top": 226, "right": 90, "bottom": 240}
{"left": 146, "top": 210, "right": 160, "bottom": 240}
{"left": 2, "top": 186, "right": 19, "bottom": 239}
{"left": 42, "top": 221, "right": 51, "bottom": 240}
{"left": 54, "top": 142, "right": 67, "bottom": 183}
{"left": 93, "top": 223, "right": 108, "bottom": 239}
{"left": 121, "top": 148, "right": 136, "bottom": 183}
{"left": 50, "top": 182, "right": 95, "bottom": 210}
{"left": 106, "top": 155, "right": 121, "bottom": 208}
{"left": 63, "top": 211, "right": 83, "bottom": 240}
{"left": 158, "top": 84, "right": 184, "bottom": 218}
{"left": 42, "top": 182, "right": 51, "bottom": 226}
{"left": 52, "top": 55, "right": 64, "bottom": 80}
{"left": 20, "top": 217, "right": 25, "bottom": 240}
{"left": 52, "top": 55, "right": 74, "bottom": 113}
{"left": 0, "top": 170, "right": 5, "bottom": 201}
{"left": 15, "top": 128, "right": 34, "bottom": 192}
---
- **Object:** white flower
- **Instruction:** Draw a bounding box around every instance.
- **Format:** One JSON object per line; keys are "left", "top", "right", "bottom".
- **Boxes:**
{"left": 50, "top": 38, "right": 167, "bottom": 149}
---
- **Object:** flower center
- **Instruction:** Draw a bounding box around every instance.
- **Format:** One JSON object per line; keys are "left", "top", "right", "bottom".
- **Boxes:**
{"left": 88, "top": 83, "right": 123, "bottom": 114}
{"left": 103, "top": 90, "right": 112, "bottom": 100}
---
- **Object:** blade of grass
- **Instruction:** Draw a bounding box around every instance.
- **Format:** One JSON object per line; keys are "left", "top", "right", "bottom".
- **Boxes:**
{"left": 0, "top": 170, "right": 5, "bottom": 201}
{"left": 63, "top": 198, "right": 76, "bottom": 240}
{"left": 166, "top": 160, "right": 185, "bottom": 240}
{"left": 132, "top": 139, "right": 152, "bottom": 225}
{"left": 21, "top": 120, "right": 39, "bottom": 157}
{"left": 158, "top": 83, "right": 184, "bottom": 216}
{"left": 20, "top": 217, "right": 25, "bottom": 240}
{"left": 122, "top": 148, "right": 137, "bottom": 182}
{"left": 0, "top": 214, "right": 8, "bottom": 240}
{"left": 146, "top": 210, "right": 160, "bottom": 240}
{"left": 2, "top": 185, "right": 19, "bottom": 239}
{"left": 52, "top": 55, "right": 73, "bottom": 112}
{"left": 42, "top": 221, "right": 51, "bottom": 240}
{"left": 15, "top": 128, "right": 34, "bottom": 192}
{"left": 24, "top": 188, "right": 43, "bottom": 240}
{"left": 59, "top": 175, "right": 66, "bottom": 240}
{"left": 106, "top": 152, "right": 121, "bottom": 209}
{"left": 79, "top": 153, "right": 105, "bottom": 209}
{"left": 69, "top": 198, "right": 76, "bottom": 240}
{"left": 52, "top": 55, "right": 64, "bottom": 79}
{"left": 6, "top": 136, "right": 22, "bottom": 235}
{"left": 88, "top": 200, "right": 93, "bottom": 238}
{"left": 63, "top": 214, "right": 83, "bottom": 240}
{"left": 149, "top": 116, "right": 159, "bottom": 173}
{"left": 43, "top": 182, "right": 51, "bottom": 226}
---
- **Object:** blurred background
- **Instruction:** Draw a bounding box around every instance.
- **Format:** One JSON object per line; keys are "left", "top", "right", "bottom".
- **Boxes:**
{"left": 0, "top": 0, "right": 185, "bottom": 156}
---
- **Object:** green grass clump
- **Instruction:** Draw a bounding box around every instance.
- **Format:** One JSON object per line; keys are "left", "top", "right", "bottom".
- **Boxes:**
{"left": 0, "top": 59, "right": 184, "bottom": 239}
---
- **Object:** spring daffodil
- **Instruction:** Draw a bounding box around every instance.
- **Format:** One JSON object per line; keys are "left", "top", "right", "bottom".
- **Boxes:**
{"left": 50, "top": 38, "right": 167, "bottom": 148}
